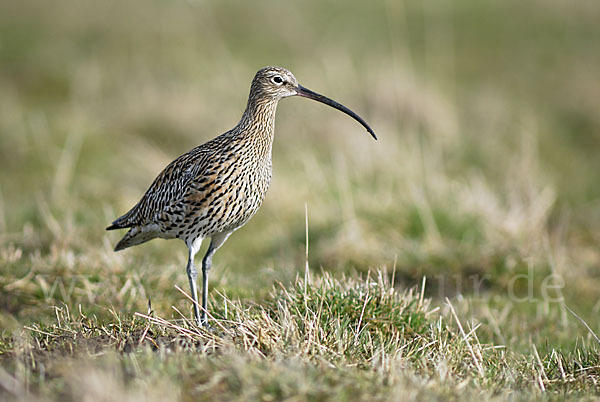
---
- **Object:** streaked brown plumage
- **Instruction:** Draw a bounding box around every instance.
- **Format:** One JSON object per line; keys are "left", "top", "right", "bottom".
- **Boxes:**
{"left": 107, "top": 66, "right": 376, "bottom": 326}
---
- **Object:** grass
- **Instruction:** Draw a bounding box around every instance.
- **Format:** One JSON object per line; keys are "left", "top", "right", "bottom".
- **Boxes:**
{"left": 2, "top": 273, "right": 599, "bottom": 400}
{"left": 1, "top": 0, "right": 600, "bottom": 400}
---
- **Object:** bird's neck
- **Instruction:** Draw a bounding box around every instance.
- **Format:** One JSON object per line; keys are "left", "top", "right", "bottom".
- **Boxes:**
{"left": 236, "top": 96, "right": 279, "bottom": 156}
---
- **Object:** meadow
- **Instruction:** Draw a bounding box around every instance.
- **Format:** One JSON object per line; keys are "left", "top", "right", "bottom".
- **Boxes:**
{"left": 1, "top": 0, "right": 599, "bottom": 400}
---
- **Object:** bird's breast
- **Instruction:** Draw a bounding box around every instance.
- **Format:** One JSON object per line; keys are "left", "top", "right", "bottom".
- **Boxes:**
{"left": 232, "top": 159, "right": 272, "bottom": 220}
{"left": 201, "top": 156, "right": 272, "bottom": 234}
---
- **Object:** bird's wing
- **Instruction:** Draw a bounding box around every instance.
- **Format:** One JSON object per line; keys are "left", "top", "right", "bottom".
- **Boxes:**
{"left": 107, "top": 142, "right": 222, "bottom": 230}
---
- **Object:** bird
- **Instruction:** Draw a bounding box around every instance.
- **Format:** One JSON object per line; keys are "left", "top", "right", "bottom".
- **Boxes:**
{"left": 107, "top": 66, "right": 376, "bottom": 326}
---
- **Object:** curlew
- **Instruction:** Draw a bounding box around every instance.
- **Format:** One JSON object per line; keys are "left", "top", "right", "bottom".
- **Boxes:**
{"left": 107, "top": 66, "right": 376, "bottom": 326}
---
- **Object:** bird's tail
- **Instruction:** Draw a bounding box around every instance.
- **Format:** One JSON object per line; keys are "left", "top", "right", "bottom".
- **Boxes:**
{"left": 106, "top": 211, "right": 136, "bottom": 231}
{"left": 113, "top": 225, "right": 160, "bottom": 251}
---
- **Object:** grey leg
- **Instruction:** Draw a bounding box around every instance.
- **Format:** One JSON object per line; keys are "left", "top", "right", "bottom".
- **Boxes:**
{"left": 200, "top": 232, "right": 231, "bottom": 327}
{"left": 186, "top": 251, "right": 202, "bottom": 325}
{"left": 200, "top": 247, "right": 214, "bottom": 326}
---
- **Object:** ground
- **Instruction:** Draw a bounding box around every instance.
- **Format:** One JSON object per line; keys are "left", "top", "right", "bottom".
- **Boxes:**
{"left": 1, "top": 0, "right": 600, "bottom": 400}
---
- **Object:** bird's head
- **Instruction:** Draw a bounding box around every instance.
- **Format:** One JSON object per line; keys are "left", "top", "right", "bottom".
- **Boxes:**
{"left": 251, "top": 66, "right": 299, "bottom": 100}
{"left": 250, "top": 66, "right": 377, "bottom": 140}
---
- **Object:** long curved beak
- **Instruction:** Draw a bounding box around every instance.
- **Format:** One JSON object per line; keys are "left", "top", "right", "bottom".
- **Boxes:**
{"left": 295, "top": 85, "right": 377, "bottom": 140}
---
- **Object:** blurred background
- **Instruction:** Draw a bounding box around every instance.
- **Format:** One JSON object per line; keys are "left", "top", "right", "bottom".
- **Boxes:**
{"left": 1, "top": 0, "right": 599, "bottom": 337}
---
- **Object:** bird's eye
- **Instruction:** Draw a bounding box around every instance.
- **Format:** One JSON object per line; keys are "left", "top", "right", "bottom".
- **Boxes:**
{"left": 271, "top": 75, "right": 284, "bottom": 85}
